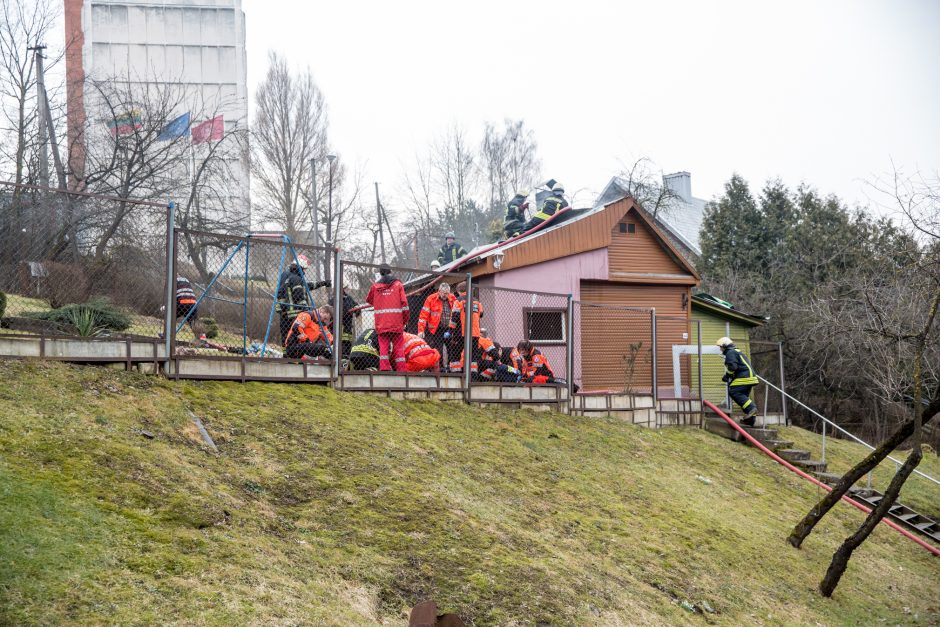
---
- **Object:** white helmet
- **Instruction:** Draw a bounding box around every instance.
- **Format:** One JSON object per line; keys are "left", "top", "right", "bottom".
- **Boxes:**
{"left": 552, "top": 182, "right": 565, "bottom": 194}
{"left": 716, "top": 336, "right": 734, "bottom": 349}
{"left": 430, "top": 259, "right": 441, "bottom": 269}
{"left": 294, "top": 254, "right": 310, "bottom": 270}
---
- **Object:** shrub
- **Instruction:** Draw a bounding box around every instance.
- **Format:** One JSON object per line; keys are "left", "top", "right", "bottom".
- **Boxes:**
{"left": 202, "top": 317, "right": 220, "bottom": 339}
{"left": 25, "top": 299, "right": 132, "bottom": 333}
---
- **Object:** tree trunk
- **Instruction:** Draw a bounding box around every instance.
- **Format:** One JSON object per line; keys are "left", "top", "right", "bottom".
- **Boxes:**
{"left": 819, "top": 445, "right": 923, "bottom": 597}
{"left": 788, "top": 399, "right": 938, "bottom": 549}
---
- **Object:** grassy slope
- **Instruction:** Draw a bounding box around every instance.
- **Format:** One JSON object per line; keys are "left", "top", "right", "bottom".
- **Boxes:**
{"left": 0, "top": 362, "right": 937, "bottom": 626}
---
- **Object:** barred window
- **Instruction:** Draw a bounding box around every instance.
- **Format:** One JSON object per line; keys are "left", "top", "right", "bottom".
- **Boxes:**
{"left": 524, "top": 309, "right": 566, "bottom": 345}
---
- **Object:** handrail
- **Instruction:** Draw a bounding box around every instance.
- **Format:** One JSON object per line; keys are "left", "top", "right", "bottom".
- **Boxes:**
{"left": 757, "top": 375, "right": 940, "bottom": 490}
{"left": 704, "top": 400, "right": 940, "bottom": 557}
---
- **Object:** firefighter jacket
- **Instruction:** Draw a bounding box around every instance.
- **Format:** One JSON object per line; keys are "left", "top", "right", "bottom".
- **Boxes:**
{"left": 723, "top": 347, "right": 758, "bottom": 386}
{"left": 175, "top": 277, "right": 197, "bottom": 306}
{"left": 503, "top": 193, "right": 528, "bottom": 237}
{"left": 521, "top": 348, "right": 554, "bottom": 380}
{"left": 437, "top": 242, "right": 468, "bottom": 264}
{"left": 285, "top": 311, "right": 333, "bottom": 347}
{"left": 448, "top": 295, "right": 483, "bottom": 337}
{"left": 531, "top": 193, "right": 568, "bottom": 223}
{"left": 349, "top": 329, "right": 380, "bottom": 370}
{"left": 418, "top": 292, "right": 457, "bottom": 335}
{"left": 366, "top": 275, "right": 409, "bottom": 333}
{"left": 277, "top": 268, "right": 329, "bottom": 317}
{"left": 330, "top": 291, "right": 359, "bottom": 342}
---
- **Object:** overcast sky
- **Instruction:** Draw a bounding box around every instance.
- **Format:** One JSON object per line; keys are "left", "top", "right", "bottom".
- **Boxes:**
{"left": 243, "top": 0, "right": 939, "bottom": 211}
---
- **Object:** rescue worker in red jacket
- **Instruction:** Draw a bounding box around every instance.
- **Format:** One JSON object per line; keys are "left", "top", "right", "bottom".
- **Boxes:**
{"left": 366, "top": 264, "right": 409, "bottom": 371}
{"left": 284, "top": 306, "right": 334, "bottom": 360}
{"left": 417, "top": 281, "right": 456, "bottom": 368}
{"left": 516, "top": 339, "right": 555, "bottom": 383}
{"left": 447, "top": 283, "right": 483, "bottom": 372}
{"left": 402, "top": 333, "right": 441, "bottom": 373}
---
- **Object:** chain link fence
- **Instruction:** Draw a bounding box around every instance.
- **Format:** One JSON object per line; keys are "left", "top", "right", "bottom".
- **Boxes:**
{"left": 171, "top": 228, "right": 335, "bottom": 363}
{"left": 573, "top": 301, "right": 654, "bottom": 394}
{"left": 0, "top": 182, "right": 168, "bottom": 341}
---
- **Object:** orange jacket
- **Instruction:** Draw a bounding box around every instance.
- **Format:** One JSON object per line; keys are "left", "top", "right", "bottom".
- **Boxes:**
{"left": 417, "top": 292, "right": 457, "bottom": 334}
{"left": 448, "top": 295, "right": 483, "bottom": 337}
{"left": 521, "top": 348, "right": 553, "bottom": 379}
{"left": 286, "top": 312, "right": 333, "bottom": 346}
{"left": 403, "top": 333, "right": 433, "bottom": 359}
{"left": 449, "top": 337, "right": 496, "bottom": 372}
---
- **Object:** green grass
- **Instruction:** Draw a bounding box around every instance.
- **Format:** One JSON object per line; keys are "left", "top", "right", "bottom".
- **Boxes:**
{"left": 0, "top": 361, "right": 938, "bottom": 625}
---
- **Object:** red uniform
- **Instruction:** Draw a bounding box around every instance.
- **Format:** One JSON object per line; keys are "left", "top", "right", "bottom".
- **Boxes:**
{"left": 366, "top": 274, "right": 410, "bottom": 371}
{"left": 402, "top": 333, "right": 441, "bottom": 372}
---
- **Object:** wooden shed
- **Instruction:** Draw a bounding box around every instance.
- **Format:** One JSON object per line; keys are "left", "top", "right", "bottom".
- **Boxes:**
{"left": 458, "top": 197, "right": 701, "bottom": 393}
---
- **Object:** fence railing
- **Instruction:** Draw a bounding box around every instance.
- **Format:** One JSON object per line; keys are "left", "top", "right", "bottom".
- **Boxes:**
{"left": 0, "top": 182, "right": 169, "bottom": 342}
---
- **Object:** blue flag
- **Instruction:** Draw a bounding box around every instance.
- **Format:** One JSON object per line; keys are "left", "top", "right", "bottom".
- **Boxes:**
{"left": 157, "top": 112, "right": 191, "bottom": 141}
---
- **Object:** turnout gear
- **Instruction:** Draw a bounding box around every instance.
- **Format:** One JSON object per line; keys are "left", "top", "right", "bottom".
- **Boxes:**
{"left": 175, "top": 276, "right": 197, "bottom": 307}
{"left": 719, "top": 341, "right": 759, "bottom": 421}
{"left": 276, "top": 265, "right": 331, "bottom": 345}
{"left": 293, "top": 254, "right": 310, "bottom": 270}
{"left": 366, "top": 270, "right": 409, "bottom": 371}
{"left": 284, "top": 311, "right": 333, "bottom": 359}
{"left": 503, "top": 191, "right": 529, "bottom": 239}
{"left": 437, "top": 240, "right": 468, "bottom": 265}
{"left": 348, "top": 329, "right": 380, "bottom": 370}
{"left": 523, "top": 187, "right": 569, "bottom": 232}
{"left": 418, "top": 291, "right": 457, "bottom": 335}
{"left": 330, "top": 289, "right": 359, "bottom": 357}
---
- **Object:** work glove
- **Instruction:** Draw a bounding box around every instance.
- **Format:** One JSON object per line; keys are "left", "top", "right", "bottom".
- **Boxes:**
{"left": 722, "top": 373, "right": 732, "bottom": 384}
{"left": 417, "top": 331, "right": 425, "bottom": 339}
{"left": 311, "top": 279, "right": 332, "bottom": 289}
{"left": 443, "top": 331, "right": 451, "bottom": 340}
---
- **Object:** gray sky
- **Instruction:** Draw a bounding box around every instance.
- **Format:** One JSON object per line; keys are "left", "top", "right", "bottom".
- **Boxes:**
{"left": 247, "top": 0, "right": 940, "bottom": 211}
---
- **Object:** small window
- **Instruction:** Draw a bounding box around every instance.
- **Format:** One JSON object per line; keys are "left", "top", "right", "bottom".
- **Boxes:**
{"left": 525, "top": 309, "right": 566, "bottom": 345}
{"left": 618, "top": 222, "right": 636, "bottom": 234}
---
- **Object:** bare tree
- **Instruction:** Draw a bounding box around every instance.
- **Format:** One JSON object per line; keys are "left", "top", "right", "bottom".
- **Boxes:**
{"left": 251, "top": 51, "right": 334, "bottom": 241}
{"left": 616, "top": 157, "right": 683, "bottom": 220}
{"left": 480, "top": 119, "right": 541, "bottom": 213}
{"left": 0, "top": 0, "right": 59, "bottom": 189}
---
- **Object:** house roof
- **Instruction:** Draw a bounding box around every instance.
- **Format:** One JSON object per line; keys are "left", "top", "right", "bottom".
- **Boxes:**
{"left": 596, "top": 176, "right": 707, "bottom": 258}
{"left": 692, "top": 294, "right": 766, "bottom": 327}
{"left": 443, "top": 196, "right": 700, "bottom": 285}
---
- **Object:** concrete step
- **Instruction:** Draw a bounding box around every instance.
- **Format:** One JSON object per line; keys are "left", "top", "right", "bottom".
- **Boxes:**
{"left": 777, "top": 449, "right": 811, "bottom": 462}
{"left": 704, "top": 417, "right": 742, "bottom": 442}
{"left": 742, "top": 427, "right": 779, "bottom": 441}
{"left": 763, "top": 439, "right": 795, "bottom": 450}
{"left": 813, "top": 471, "right": 845, "bottom": 485}
{"left": 793, "top": 459, "right": 827, "bottom": 473}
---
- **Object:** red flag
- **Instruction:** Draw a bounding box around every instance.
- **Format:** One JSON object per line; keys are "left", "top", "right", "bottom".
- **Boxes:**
{"left": 191, "top": 115, "right": 223, "bottom": 144}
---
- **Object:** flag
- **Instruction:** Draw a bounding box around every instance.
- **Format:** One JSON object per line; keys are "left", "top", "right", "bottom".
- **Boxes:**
{"left": 157, "top": 112, "right": 191, "bottom": 141}
{"left": 106, "top": 109, "right": 142, "bottom": 136}
{"left": 191, "top": 115, "right": 224, "bottom": 144}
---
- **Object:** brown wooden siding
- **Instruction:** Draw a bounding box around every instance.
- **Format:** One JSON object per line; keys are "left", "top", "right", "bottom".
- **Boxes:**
{"left": 608, "top": 210, "right": 687, "bottom": 276}
{"left": 579, "top": 281, "right": 691, "bottom": 393}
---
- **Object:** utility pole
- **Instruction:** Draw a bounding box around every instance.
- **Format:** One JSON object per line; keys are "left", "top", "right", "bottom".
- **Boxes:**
{"left": 308, "top": 158, "right": 320, "bottom": 268}
{"left": 375, "top": 181, "right": 386, "bottom": 263}
{"left": 30, "top": 44, "right": 50, "bottom": 189}
{"left": 325, "top": 154, "right": 336, "bottom": 278}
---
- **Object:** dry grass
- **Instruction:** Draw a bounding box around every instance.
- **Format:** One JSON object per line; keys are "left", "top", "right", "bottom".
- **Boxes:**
{"left": 0, "top": 361, "right": 937, "bottom": 626}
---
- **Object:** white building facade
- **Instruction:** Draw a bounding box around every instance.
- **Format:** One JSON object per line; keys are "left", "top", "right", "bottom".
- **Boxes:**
{"left": 65, "top": 0, "right": 250, "bottom": 226}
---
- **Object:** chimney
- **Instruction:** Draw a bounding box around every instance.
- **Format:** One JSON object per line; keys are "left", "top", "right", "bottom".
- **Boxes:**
{"left": 663, "top": 171, "right": 692, "bottom": 202}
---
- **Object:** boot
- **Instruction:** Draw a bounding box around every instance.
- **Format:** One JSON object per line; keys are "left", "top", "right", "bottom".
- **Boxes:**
{"left": 740, "top": 415, "right": 756, "bottom": 427}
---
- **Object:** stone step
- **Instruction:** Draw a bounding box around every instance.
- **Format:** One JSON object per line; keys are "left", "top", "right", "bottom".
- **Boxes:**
{"left": 777, "top": 449, "right": 811, "bottom": 462}
{"left": 914, "top": 521, "right": 937, "bottom": 532}
{"left": 813, "top": 471, "right": 844, "bottom": 485}
{"left": 763, "top": 439, "right": 795, "bottom": 450}
{"left": 703, "top": 417, "right": 742, "bottom": 442}
{"left": 742, "top": 427, "right": 779, "bottom": 441}
{"left": 793, "top": 459, "right": 827, "bottom": 473}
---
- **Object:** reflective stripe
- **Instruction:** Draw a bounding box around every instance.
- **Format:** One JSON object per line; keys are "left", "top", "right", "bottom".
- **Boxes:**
{"left": 353, "top": 345, "right": 379, "bottom": 356}
{"left": 421, "top": 307, "right": 431, "bottom": 313}
{"left": 374, "top": 307, "right": 407, "bottom": 314}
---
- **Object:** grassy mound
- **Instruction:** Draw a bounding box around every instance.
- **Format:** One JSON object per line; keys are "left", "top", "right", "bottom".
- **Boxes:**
{"left": 0, "top": 361, "right": 937, "bottom": 625}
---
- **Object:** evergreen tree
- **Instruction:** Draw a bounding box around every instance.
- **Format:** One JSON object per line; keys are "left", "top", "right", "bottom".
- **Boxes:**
{"left": 699, "top": 174, "right": 762, "bottom": 277}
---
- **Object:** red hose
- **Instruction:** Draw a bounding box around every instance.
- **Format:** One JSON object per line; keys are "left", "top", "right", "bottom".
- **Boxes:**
{"left": 703, "top": 400, "right": 940, "bottom": 557}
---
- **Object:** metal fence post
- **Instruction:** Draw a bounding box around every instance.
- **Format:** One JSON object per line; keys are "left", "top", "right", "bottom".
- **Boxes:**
{"left": 696, "top": 318, "right": 703, "bottom": 427}
{"left": 566, "top": 294, "right": 574, "bottom": 410}
{"left": 650, "top": 308, "right": 657, "bottom": 407}
{"left": 463, "top": 273, "right": 473, "bottom": 399}
{"left": 332, "top": 250, "right": 343, "bottom": 383}
{"left": 163, "top": 201, "right": 176, "bottom": 369}
{"left": 778, "top": 341, "right": 788, "bottom": 426}
{"left": 821, "top": 420, "right": 827, "bottom": 465}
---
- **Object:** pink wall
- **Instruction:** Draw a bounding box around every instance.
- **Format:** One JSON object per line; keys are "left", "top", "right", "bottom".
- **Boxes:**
{"left": 474, "top": 248, "right": 608, "bottom": 385}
